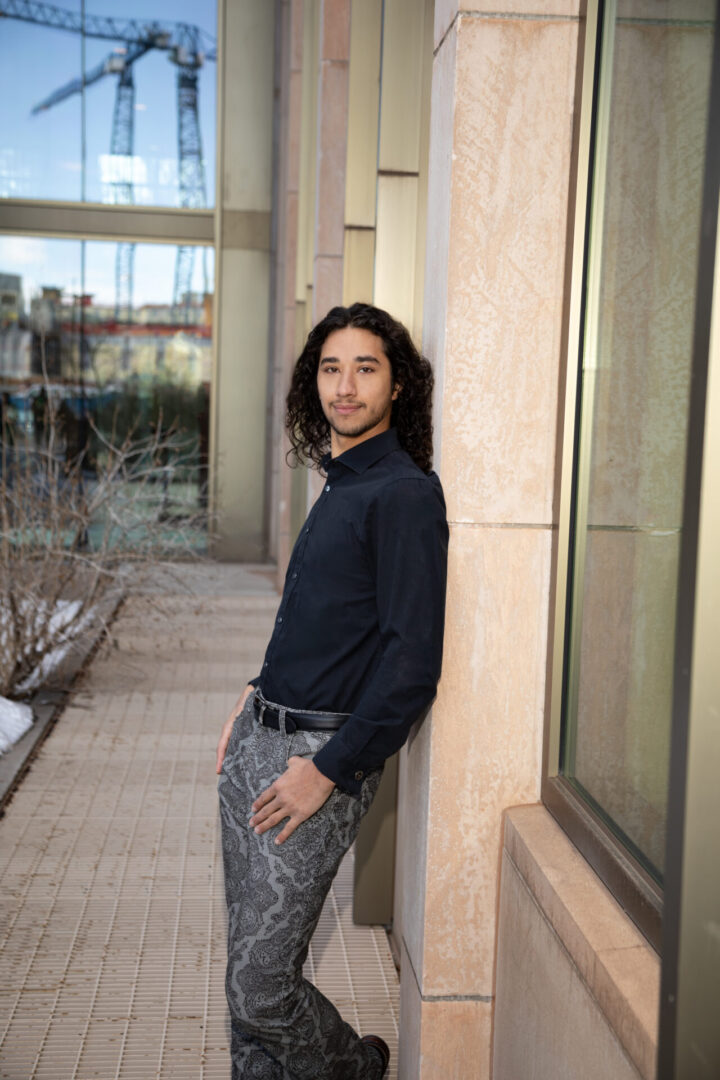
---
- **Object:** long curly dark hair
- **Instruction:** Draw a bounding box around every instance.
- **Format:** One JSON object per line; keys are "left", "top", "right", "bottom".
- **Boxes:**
{"left": 286, "top": 303, "right": 435, "bottom": 473}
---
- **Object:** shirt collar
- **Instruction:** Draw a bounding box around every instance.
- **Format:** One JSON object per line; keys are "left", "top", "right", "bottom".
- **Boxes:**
{"left": 322, "top": 427, "right": 401, "bottom": 475}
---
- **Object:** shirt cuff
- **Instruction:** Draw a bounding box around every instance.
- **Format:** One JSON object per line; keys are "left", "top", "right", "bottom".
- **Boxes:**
{"left": 313, "top": 741, "right": 365, "bottom": 797}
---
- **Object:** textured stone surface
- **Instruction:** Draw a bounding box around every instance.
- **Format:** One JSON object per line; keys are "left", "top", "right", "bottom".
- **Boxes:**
{"left": 495, "top": 807, "right": 659, "bottom": 1080}
{"left": 439, "top": 14, "right": 578, "bottom": 526}
{"left": 421, "top": 524, "right": 551, "bottom": 995}
{"left": 399, "top": 953, "right": 493, "bottom": 1080}
{"left": 494, "top": 850, "right": 645, "bottom": 1080}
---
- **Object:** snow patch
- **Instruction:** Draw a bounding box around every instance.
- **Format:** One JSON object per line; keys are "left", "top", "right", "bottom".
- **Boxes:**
{"left": 0, "top": 697, "right": 33, "bottom": 754}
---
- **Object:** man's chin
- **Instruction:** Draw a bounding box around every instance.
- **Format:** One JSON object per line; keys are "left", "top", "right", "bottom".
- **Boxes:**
{"left": 328, "top": 416, "right": 372, "bottom": 439}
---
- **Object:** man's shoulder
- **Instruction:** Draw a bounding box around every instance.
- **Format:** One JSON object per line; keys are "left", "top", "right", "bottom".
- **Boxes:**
{"left": 372, "top": 452, "right": 446, "bottom": 512}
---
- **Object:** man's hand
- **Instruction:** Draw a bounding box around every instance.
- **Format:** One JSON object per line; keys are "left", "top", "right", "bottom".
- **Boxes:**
{"left": 216, "top": 684, "right": 254, "bottom": 774}
{"left": 250, "top": 757, "right": 335, "bottom": 845}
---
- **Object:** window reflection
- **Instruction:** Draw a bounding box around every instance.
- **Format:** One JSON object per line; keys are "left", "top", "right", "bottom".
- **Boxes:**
{"left": 563, "top": 0, "right": 715, "bottom": 880}
{"left": 0, "top": 237, "right": 213, "bottom": 546}
{"left": 0, "top": 1, "right": 216, "bottom": 208}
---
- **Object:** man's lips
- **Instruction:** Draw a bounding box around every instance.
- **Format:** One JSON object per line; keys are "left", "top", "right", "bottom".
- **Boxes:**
{"left": 332, "top": 403, "right": 362, "bottom": 414}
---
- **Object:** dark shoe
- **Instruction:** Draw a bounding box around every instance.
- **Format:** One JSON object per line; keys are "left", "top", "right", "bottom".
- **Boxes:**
{"left": 361, "top": 1034, "right": 390, "bottom": 1077}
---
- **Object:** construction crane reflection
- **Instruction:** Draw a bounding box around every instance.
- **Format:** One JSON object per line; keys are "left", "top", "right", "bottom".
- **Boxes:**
{"left": 1, "top": 0, "right": 216, "bottom": 326}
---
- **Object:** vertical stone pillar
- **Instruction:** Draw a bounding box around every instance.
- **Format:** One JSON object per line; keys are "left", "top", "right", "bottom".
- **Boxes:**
{"left": 343, "top": 0, "right": 383, "bottom": 306}
{"left": 269, "top": 0, "right": 305, "bottom": 578}
{"left": 397, "top": 2, "right": 581, "bottom": 1076}
{"left": 211, "top": 0, "right": 275, "bottom": 560}
{"left": 312, "top": 0, "right": 351, "bottom": 322}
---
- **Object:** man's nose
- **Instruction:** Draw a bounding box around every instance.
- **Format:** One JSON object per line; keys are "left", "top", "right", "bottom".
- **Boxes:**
{"left": 337, "top": 369, "right": 356, "bottom": 396}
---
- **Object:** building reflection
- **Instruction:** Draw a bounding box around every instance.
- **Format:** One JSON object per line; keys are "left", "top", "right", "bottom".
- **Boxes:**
{"left": 0, "top": 264, "right": 212, "bottom": 533}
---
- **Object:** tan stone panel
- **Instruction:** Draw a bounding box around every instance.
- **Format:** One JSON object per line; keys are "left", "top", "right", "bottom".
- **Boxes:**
{"left": 345, "top": 0, "right": 382, "bottom": 227}
{"left": 594, "top": 945, "right": 660, "bottom": 1080}
{"left": 434, "top": 0, "right": 582, "bottom": 47}
{"left": 378, "top": 0, "right": 429, "bottom": 174}
{"left": 494, "top": 851, "right": 647, "bottom": 1080}
{"left": 420, "top": 524, "right": 551, "bottom": 995}
{"left": 290, "top": 0, "right": 304, "bottom": 71}
{"left": 313, "top": 254, "right": 344, "bottom": 321}
{"left": 296, "top": 0, "right": 320, "bottom": 303}
{"left": 411, "top": 0, "right": 436, "bottom": 349}
{"left": 315, "top": 59, "right": 350, "bottom": 257}
{"left": 213, "top": 250, "right": 270, "bottom": 560}
{"left": 343, "top": 228, "right": 375, "bottom": 305}
{"left": 420, "top": 999, "right": 492, "bottom": 1078}
{"left": 374, "top": 175, "right": 419, "bottom": 336}
{"left": 287, "top": 68, "right": 303, "bottom": 194}
{"left": 423, "top": 20, "right": 457, "bottom": 471}
{"left": 439, "top": 16, "right": 578, "bottom": 525}
{"left": 222, "top": 0, "right": 274, "bottom": 212}
{"left": 399, "top": 960, "right": 493, "bottom": 1080}
{"left": 503, "top": 806, "right": 652, "bottom": 985}
{"left": 284, "top": 193, "right": 300, "bottom": 307}
{"left": 320, "top": 0, "right": 351, "bottom": 60}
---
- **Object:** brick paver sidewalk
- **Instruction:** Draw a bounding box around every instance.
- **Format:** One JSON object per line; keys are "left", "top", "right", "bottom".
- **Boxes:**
{"left": 0, "top": 565, "right": 399, "bottom": 1079}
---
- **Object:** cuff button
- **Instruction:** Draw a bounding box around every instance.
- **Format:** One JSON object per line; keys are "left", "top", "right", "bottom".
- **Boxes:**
{"left": 354, "top": 770, "right": 364, "bottom": 781}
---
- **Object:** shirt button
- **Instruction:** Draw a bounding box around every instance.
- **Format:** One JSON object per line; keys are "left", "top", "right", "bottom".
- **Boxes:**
{"left": 277, "top": 616, "right": 283, "bottom": 623}
{"left": 325, "top": 484, "right": 331, "bottom": 492}
{"left": 354, "top": 770, "right": 364, "bottom": 781}
{"left": 292, "top": 572, "right": 297, "bottom": 578}
{"left": 305, "top": 528, "right": 309, "bottom": 534}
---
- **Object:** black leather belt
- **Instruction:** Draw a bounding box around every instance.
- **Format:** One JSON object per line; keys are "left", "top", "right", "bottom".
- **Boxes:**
{"left": 253, "top": 690, "right": 348, "bottom": 733}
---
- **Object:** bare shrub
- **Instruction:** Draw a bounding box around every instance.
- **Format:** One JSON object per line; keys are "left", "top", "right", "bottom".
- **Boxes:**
{"left": 0, "top": 384, "right": 208, "bottom": 700}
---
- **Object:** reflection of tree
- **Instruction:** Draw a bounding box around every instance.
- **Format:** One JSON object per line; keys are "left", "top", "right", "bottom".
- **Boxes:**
{"left": 0, "top": 382, "right": 210, "bottom": 700}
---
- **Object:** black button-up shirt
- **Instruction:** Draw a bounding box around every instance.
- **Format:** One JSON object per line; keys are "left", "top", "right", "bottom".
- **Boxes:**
{"left": 253, "top": 427, "right": 448, "bottom": 795}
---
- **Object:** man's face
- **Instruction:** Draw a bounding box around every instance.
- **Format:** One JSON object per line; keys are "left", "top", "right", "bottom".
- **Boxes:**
{"left": 317, "top": 326, "right": 399, "bottom": 454}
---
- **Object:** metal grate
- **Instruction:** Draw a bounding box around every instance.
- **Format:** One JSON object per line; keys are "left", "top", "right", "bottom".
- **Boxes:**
{"left": 0, "top": 567, "right": 399, "bottom": 1079}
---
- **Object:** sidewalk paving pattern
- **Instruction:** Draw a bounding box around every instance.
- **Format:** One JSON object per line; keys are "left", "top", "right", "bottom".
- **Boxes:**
{"left": 0, "top": 565, "right": 399, "bottom": 1079}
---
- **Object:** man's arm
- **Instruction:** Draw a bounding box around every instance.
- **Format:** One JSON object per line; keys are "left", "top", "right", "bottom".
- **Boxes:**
{"left": 313, "top": 475, "right": 448, "bottom": 794}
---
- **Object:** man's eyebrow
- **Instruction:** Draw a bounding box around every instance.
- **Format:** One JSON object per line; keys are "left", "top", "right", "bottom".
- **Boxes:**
{"left": 318, "top": 354, "right": 381, "bottom": 365}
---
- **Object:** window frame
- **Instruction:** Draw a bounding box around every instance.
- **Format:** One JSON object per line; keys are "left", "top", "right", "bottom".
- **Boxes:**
{"left": 540, "top": 0, "right": 717, "bottom": 953}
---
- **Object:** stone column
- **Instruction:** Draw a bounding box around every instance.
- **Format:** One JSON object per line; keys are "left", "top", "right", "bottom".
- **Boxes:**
{"left": 269, "top": 0, "right": 305, "bottom": 579}
{"left": 312, "top": 0, "right": 351, "bottom": 322}
{"left": 397, "top": 2, "right": 581, "bottom": 1076}
{"left": 210, "top": 0, "right": 275, "bottom": 560}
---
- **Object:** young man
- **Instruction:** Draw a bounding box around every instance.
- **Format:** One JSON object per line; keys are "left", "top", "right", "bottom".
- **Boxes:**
{"left": 216, "top": 303, "right": 448, "bottom": 1079}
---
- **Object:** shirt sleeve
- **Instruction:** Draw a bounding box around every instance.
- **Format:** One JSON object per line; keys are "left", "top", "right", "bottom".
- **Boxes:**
{"left": 312, "top": 475, "right": 449, "bottom": 795}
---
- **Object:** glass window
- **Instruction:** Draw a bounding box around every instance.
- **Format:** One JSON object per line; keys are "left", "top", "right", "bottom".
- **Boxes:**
{"left": 562, "top": 0, "right": 716, "bottom": 882}
{"left": 0, "top": 1, "right": 216, "bottom": 207}
{"left": 0, "top": 235, "right": 213, "bottom": 548}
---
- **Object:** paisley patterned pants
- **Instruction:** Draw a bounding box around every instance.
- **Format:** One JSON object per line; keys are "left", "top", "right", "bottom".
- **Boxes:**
{"left": 218, "top": 690, "right": 384, "bottom": 1080}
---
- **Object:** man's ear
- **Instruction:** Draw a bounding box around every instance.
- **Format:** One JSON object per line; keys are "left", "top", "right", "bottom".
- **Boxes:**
{"left": 392, "top": 383, "right": 401, "bottom": 401}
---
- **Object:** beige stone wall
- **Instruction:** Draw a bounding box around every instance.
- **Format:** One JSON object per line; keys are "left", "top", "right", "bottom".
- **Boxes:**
{"left": 493, "top": 808, "right": 658, "bottom": 1080}
{"left": 397, "top": 3, "right": 581, "bottom": 1076}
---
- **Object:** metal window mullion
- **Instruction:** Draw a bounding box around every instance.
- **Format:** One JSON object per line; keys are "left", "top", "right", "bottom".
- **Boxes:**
{"left": 546, "top": 0, "right": 604, "bottom": 778}
{"left": 0, "top": 199, "right": 215, "bottom": 246}
{"left": 562, "top": 0, "right": 618, "bottom": 778}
